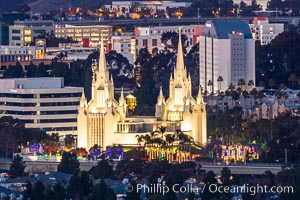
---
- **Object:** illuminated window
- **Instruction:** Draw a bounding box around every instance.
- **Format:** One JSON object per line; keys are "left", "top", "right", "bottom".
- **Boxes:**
{"left": 24, "top": 36, "right": 31, "bottom": 43}
{"left": 35, "top": 50, "right": 44, "bottom": 59}
{"left": 24, "top": 30, "right": 32, "bottom": 35}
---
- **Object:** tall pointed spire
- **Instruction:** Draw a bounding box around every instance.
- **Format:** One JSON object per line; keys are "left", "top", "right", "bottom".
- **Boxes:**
{"left": 119, "top": 87, "right": 125, "bottom": 105}
{"left": 196, "top": 86, "right": 204, "bottom": 104}
{"left": 110, "top": 74, "right": 114, "bottom": 85}
{"left": 175, "top": 27, "right": 185, "bottom": 77}
{"left": 80, "top": 91, "right": 87, "bottom": 107}
{"left": 99, "top": 37, "right": 106, "bottom": 72}
{"left": 157, "top": 85, "right": 165, "bottom": 105}
{"left": 185, "top": 86, "right": 193, "bottom": 105}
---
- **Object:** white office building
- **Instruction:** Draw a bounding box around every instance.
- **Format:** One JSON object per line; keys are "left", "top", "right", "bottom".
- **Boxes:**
{"left": 199, "top": 21, "right": 255, "bottom": 93}
{"left": 111, "top": 35, "right": 136, "bottom": 63}
{"left": 249, "top": 17, "right": 284, "bottom": 45}
{"left": 135, "top": 25, "right": 199, "bottom": 51}
{"left": 9, "top": 20, "right": 54, "bottom": 46}
{"left": 0, "top": 78, "right": 83, "bottom": 135}
{"left": 55, "top": 24, "right": 113, "bottom": 47}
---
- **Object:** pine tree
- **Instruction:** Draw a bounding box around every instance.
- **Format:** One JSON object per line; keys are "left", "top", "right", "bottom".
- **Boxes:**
{"left": 9, "top": 154, "right": 25, "bottom": 178}
{"left": 57, "top": 151, "right": 80, "bottom": 174}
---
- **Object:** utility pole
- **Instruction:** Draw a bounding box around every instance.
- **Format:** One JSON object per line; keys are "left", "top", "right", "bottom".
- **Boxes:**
{"left": 285, "top": 148, "right": 287, "bottom": 165}
{"left": 270, "top": 119, "right": 273, "bottom": 140}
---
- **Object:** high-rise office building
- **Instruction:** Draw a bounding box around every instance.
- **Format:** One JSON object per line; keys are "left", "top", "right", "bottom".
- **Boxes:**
{"left": 199, "top": 21, "right": 255, "bottom": 93}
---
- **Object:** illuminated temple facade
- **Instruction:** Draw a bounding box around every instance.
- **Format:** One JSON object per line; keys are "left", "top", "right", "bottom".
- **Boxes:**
{"left": 77, "top": 35, "right": 207, "bottom": 150}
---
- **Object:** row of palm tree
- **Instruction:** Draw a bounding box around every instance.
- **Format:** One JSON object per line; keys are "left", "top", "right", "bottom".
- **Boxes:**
{"left": 205, "top": 76, "right": 255, "bottom": 95}
{"left": 136, "top": 127, "right": 195, "bottom": 158}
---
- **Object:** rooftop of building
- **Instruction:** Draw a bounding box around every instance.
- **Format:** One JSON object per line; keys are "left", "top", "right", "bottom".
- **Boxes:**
{"left": 2, "top": 172, "right": 72, "bottom": 186}
{"left": 59, "top": 24, "right": 112, "bottom": 28}
{"left": 13, "top": 19, "right": 54, "bottom": 26}
{"left": 0, "top": 77, "right": 81, "bottom": 90}
{"left": 202, "top": 20, "right": 252, "bottom": 39}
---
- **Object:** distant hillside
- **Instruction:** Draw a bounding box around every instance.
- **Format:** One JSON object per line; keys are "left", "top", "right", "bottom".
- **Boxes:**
{"left": 29, "top": 0, "right": 71, "bottom": 13}
{"left": 0, "top": 0, "right": 111, "bottom": 13}
{"left": 0, "top": 0, "right": 30, "bottom": 12}
{"left": 29, "top": 0, "right": 111, "bottom": 13}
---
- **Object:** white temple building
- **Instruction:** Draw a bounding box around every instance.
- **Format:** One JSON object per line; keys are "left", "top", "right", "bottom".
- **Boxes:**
{"left": 77, "top": 33, "right": 207, "bottom": 150}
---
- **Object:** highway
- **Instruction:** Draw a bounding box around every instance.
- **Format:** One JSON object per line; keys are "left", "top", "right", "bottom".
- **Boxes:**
{"left": 0, "top": 159, "right": 284, "bottom": 175}
{"left": 57, "top": 16, "right": 300, "bottom": 26}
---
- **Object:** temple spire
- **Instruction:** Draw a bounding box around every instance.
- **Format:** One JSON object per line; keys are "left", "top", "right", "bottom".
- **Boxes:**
{"left": 157, "top": 85, "right": 165, "bottom": 105}
{"left": 175, "top": 27, "right": 185, "bottom": 78}
{"left": 196, "top": 86, "right": 204, "bottom": 104}
{"left": 80, "top": 91, "right": 87, "bottom": 107}
{"left": 119, "top": 87, "right": 125, "bottom": 105}
{"left": 110, "top": 74, "right": 114, "bottom": 85}
{"left": 185, "top": 86, "right": 192, "bottom": 105}
{"left": 98, "top": 37, "right": 106, "bottom": 72}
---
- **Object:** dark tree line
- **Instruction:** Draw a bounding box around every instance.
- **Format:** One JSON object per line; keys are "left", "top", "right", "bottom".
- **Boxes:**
{"left": 0, "top": 116, "right": 57, "bottom": 158}
{"left": 133, "top": 31, "right": 199, "bottom": 115}
{"left": 256, "top": 25, "right": 300, "bottom": 90}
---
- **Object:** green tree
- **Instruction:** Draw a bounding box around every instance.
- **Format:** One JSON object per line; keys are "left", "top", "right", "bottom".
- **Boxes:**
{"left": 36, "top": 62, "right": 50, "bottom": 77}
{"left": 220, "top": 167, "right": 233, "bottom": 199}
{"left": 51, "top": 60, "right": 70, "bottom": 85}
{"left": 202, "top": 171, "right": 219, "bottom": 200}
{"left": 288, "top": 73, "right": 298, "bottom": 89}
{"left": 9, "top": 154, "right": 26, "bottom": 178}
{"left": 88, "top": 179, "right": 116, "bottom": 200}
{"left": 68, "top": 170, "right": 91, "bottom": 199}
{"left": 134, "top": 59, "right": 157, "bottom": 115}
{"left": 248, "top": 80, "right": 254, "bottom": 89}
{"left": 33, "top": 181, "right": 45, "bottom": 200}
{"left": 125, "top": 180, "right": 140, "bottom": 200}
{"left": 217, "top": 76, "right": 224, "bottom": 91}
{"left": 238, "top": 79, "right": 246, "bottom": 91}
{"left": 161, "top": 31, "right": 188, "bottom": 53}
{"left": 268, "top": 79, "right": 276, "bottom": 89}
{"left": 89, "top": 159, "right": 113, "bottom": 179}
{"left": 26, "top": 62, "right": 38, "bottom": 77}
{"left": 57, "top": 151, "right": 80, "bottom": 174}
{"left": 3, "top": 62, "right": 25, "bottom": 78}
{"left": 69, "top": 60, "right": 84, "bottom": 87}
{"left": 23, "top": 180, "right": 33, "bottom": 200}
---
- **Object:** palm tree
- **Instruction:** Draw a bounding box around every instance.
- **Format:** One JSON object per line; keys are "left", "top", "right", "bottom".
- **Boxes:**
{"left": 158, "top": 126, "right": 166, "bottom": 139}
{"left": 136, "top": 135, "right": 144, "bottom": 146}
{"left": 217, "top": 76, "right": 223, "bottom": 91}
{"left": 248, "top": 80, "right": 254, "bottom": 90}
{"left": 143, "top": 134, "right": 151, "bottom": 147}
{"left": 207, "top": 80, "right": 213, "bottom": 95}
{"left": 238, "top": 79, "right": 246, "bottom": 92}
{"left": 268, "top": 79, "right": 275, "bottom": 89}
{"left": 288, "top": 73, "right": 298, "bottom": 89}
{"left": 165, "top": 134, "right": 175, "bottom": 147}
{"left": 228, "top": 83, "right": 235, "bottom": 92}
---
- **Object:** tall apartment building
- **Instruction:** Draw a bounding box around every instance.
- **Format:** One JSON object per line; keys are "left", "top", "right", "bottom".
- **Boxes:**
{"left": 249, "top": 17, "right": 284, "bottom": 45}
{"left": 9, "top": 20, "right": 54, "bottom": 46}
{"left": 55, "top": 24, "right": 113, "bottom": 47}
{"left": 0, "top": 78, "right": 83, "bottom": 135}
{"left": 199, "top": 21, "right": 255, "bottom": 93}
